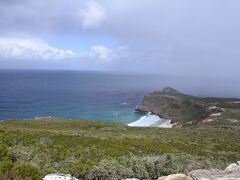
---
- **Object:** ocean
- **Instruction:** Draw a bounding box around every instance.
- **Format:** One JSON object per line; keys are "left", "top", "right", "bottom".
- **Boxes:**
{"left": 0, "top": 70, "right": 168, "bottom": 124}
{"left": 1, "top": 70, "right": 239, "bottom": 124}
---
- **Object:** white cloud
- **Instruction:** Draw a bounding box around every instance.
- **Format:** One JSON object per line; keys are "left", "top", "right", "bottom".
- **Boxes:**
{"left": 0, "top": 37, "right": 124, "bottom": 62}
{"left": 78, "top": 1, "right": 107, "bottom": 29}
{"left": 0, "top": 37, "right": 76, "bottom": 61}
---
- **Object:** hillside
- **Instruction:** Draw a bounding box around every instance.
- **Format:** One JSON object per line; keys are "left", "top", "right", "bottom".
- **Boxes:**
{"left": 136, "top": 87, "right": 240, "bottom": 127}
{"left": 0, "top": 119, "right": 239, "bottom": 179}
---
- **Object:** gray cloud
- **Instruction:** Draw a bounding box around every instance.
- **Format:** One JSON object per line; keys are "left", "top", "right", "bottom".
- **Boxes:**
{"left": 0, "top": 0, "right": 107, "bottom": 34}
{"left": 0, "top": 0, "right": 240, "bottom": 78}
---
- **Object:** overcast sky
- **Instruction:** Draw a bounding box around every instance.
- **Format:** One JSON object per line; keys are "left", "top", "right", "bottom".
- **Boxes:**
{"left": 0, "top": 0, "right": 240, "bottom": 77}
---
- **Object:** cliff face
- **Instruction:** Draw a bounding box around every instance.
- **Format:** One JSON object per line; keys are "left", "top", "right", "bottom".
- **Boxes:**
{"left": 136, "top": 87, "right": 208, "bottom": 125}
{"left": 136, "top": 87, "right": 240, "bottom": 126}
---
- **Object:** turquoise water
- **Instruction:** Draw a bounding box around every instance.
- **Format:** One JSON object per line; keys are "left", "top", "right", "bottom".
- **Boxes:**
{"left": 0, "top": 70, "right": 165, "bottom": 123}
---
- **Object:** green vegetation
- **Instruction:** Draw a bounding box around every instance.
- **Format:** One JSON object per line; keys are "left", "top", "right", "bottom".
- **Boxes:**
{"left": 0, "top": 119, "right": 239, "bottom": 179}
{"left": 0, "top": 144, "right": 41, "bottom": 180}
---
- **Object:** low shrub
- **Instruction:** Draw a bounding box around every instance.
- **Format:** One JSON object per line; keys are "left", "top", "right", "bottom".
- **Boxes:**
{"left": 88, "top": 154, "right": 222, "bottom": 180}
{"left": 0, "top": 158, "right": 14, "bottom": 179}
{"left": 13, "top": 162, "right": 41, "bottom": 180}
{"left": 0, "top": 144, "right": 15, "bottom": 162}
{"left": 88, "top": 159, "right": 134, "bottom": 180}
{"left": 68, "top": 160, "right": 96, "bottom": 179}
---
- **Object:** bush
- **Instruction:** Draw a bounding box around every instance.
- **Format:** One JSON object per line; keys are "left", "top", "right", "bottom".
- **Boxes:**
{"left": 88, "top": 154, "right": 220, "bottom": 180}
{"left": 0, "top": 144, "right": 15, "bottom": 161}
{"left": 88, "top": 159, "right": 134, "bottom": 180}
{"left": 13, "top": 162, "right": 41, "bottom": 180}
{"left": 50, "top": 145, "right": 68, "bottom": 162}
{"left": 68, "top": 160, "right": 96, "bottom": 179}
{"left": 0, "top": 158, "right": 14, "bottom": 179}
{"left": 0, "top": 145, "right": 9, "bottom": 160}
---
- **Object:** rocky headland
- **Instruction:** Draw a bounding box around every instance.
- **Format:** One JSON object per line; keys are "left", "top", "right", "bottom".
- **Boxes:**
{"left": 135, "top": 87, "right": 240, "bottom": 127}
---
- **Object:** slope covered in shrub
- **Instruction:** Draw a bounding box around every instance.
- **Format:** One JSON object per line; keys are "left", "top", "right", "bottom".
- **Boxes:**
{"left": 0, "top": 119, "right": 239, "bottom": 179}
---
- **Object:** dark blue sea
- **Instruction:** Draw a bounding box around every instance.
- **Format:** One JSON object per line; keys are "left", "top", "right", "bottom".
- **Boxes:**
{"left": 0, "top": 70, "right": 239, "bottom": 124}
{"left": 0, "top": 70, "right": 168, "bottom": 123}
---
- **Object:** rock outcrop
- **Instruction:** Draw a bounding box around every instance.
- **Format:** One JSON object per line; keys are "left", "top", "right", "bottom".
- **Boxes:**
{"left": 188, "top": 162, "right": 240, "bottom": 180}
{"left": 157, "top": 161, "right": 240, "bottom": 180}
{"left": 161, "top": 87, "right": 181, "bottom": 95}
{"left": 43, "top": 173, "right": 78, "bottom": 180}
{"left": 39, "top": 137, "right": 53, "bottom": 145}
{"left": 157, "top": 174, "right": 192, "bottom": 180}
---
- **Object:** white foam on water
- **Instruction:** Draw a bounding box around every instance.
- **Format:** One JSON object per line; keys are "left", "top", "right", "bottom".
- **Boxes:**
{"left": 128, "top": 112, "right": 173, "bottom": 128}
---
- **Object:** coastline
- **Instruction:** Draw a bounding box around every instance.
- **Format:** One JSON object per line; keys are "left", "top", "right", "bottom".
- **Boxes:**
{"left": 0, "top": 114, "right": 174, "bottom": 128}
{"left": 127, "top": 112, "right": 173, "bottom": 128}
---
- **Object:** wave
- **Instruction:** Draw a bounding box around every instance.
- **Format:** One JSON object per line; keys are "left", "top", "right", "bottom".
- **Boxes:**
{"left": 127, "top": 112, "right": 173, "bottom": 128}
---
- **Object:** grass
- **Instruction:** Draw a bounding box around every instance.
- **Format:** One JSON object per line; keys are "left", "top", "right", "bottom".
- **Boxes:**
{"left": 0, "top": 119, "right": 239, "bottom": 179}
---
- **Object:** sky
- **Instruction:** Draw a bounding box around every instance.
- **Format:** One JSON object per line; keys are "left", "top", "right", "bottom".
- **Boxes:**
{"left": 0, "top": 0, "right": 240, "bottom": 77}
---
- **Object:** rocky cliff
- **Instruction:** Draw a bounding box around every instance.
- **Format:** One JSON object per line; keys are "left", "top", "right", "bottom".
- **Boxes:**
{"left": 136, "top": 87, "right": 240, "bottom": 126}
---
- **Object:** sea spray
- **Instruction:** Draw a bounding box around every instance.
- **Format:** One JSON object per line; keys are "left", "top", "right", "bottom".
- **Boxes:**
{"left": 128, "top": 112, "right": 173, "bottom": 128}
